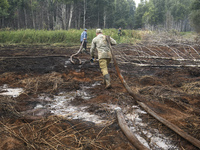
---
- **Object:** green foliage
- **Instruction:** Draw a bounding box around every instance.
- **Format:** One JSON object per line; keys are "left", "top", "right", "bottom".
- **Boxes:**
{"left": 0, "top": 29, "right": 141, "bottom": 45}
{"left": 114, "top": 19, "right": 127, "bottom": 29}
{"left": 134, "top": 0, "right": 193, "bottom": 29}
{"left": 191, "top": 0, "right": 200, "bottom": 10}
{"left": 134, "top": 2, "right": 146, "bottom": 29}
{"left": 171, "top": 3, "right": 188, "bottom": 21}
{"left": 142, "top": 2, "right": 156, "bottom": 25}
{"left": 150, "top": 0, "right": 165, "bottom": 24}
{"left": 0, "top": 0, "right": 9, "bottom": 17}
{"left": 113, "top": 0, "right": 130, "bottom": 28}
{"left": 0, "top": 0, "right": 195, "bottom": 31}
{"left": 190, "top": 0, "right": 200, "bottom": 33}
{"left": 0, "top": 0, "right": 9, "bottom": 10}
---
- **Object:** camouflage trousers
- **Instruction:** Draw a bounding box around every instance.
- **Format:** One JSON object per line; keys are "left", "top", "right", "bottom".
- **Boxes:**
{"left": 99, "top": 58, "right": 111, "bottom": 76}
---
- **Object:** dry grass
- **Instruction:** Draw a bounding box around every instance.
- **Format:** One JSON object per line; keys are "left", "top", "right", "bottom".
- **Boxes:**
{"left": 181, "top": 81, "right": 200, "bottom": 95}
{"left": 0, "top": 116, "right": 116, "bottom": 150}
{"left": 19, "top": 72, "right": 63, "bottom": 94}
{"left": 0, "top": 96, "right": 20, "bottom": 118}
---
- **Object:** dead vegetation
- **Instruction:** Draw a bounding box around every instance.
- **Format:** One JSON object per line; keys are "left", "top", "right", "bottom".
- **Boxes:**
{"left": 18, "top": 72, "right": 64, "bottom": 94}
{"left": 181, "top": 81, "right": 200, "bottom": 95}
{"left": 0, "top": 32, "right": 200, "bottom": 149}
{"left": 0, "top": 116, "right": 126, "bottom": 150}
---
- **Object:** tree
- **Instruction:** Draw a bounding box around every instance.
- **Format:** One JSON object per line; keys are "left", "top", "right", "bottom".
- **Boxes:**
{"left": 190, "top": 0, "right": 200, "bottom": 33}
{"left": 134, "top": 2, "right": 146, "bottom": 29}
{"left": 135, "top": 0, "right": 193, "bottom": 31}
{"left": 113, "top": 0, "right": 129, "bottom": 28}
{"left": 165, "top": 0, "right": 193, "bottom": 31}
{"left": 0, "top": 0, "right": 195, "bottom": 31}
{"left": 0, "top": 0, "right": 9, "bottom": 27}
{"left": 151, "top": 0, "right": 165, "bottom": 25}
{"left": 0, "top": 0, "right": 9, "bottom": 18}
{"left": 142, "top": 2, "right": 156, "bottom": 26}
{"left": 127, "top": 0, "right": 136, "bottom": 29}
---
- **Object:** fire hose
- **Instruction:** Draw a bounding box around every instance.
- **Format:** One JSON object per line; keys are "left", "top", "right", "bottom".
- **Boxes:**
{"left": 70, "top": 40, "right": 84, "bottom": 64}
{"left": 106, "top": 36, "right": 200, "bottom": 150}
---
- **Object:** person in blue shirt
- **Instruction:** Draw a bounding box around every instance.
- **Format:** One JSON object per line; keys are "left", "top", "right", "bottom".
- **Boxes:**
{"left": 80, "top": 28, "right": 87, "bottom": 53}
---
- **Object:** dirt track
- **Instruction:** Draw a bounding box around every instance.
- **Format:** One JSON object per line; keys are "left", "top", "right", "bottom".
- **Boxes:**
{"left": 0, "top": 39, "right": 200, "bottom": 150}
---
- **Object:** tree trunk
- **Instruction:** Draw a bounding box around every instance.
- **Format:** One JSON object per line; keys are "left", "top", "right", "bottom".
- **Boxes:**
{"left": 41, "top": 5, "right": 44, "bottom": 29}
{"left": 74, "top": 8, "right": 77, "bottom": 29}
{"left": 55, "top": 2, "right": 61, "bottom": 30}
{"left": 52, "top": 7, "right": 55, "bottom": 30}
{"left": 97, "top": 10, "right": 99, "bottom": 27}
{"left": 24, "top": 7, "right": 28, "bottom": 29}
{"left": 47, "top": 11, "right": 50, "bottom": 30}
{"left": 104, "top": 8, "right": 106, "bottom": 28}
{"left": 165, "top": 11, "right": 173, "bottom": 31}
{"left": 68, "top": 3, "right": 74, "bottom": 29}
{"left": 78, "top": 7, "right": 81, "bottom": 29}
{"left": 31, "top": 0, "right": 36, "bottom": 29}
{"left": 1, "top": 18, "right": 4, "bottom": 28}
{"left": 83, "top": 0, "right": 86, "bottom": 28}
{"left": 17, "top": 8, "right": 20, "bottom": 29}
{"left": 61, "top": 4, "right": 67, "bottom": 30}
{"left": 97, "top": 1, "right": 99, "bottom": 27}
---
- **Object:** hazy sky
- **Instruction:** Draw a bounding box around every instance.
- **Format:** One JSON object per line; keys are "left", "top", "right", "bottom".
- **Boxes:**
{"left": 135, "top": 0, "right": 149, "bottom": 7}
{"left": 134, "top": 0, "right": 141, "bottom": 7}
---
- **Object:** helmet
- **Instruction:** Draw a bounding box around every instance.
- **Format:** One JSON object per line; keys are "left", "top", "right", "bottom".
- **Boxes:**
{"left": 96, "top": 28, "right": 102, "bottom": 33}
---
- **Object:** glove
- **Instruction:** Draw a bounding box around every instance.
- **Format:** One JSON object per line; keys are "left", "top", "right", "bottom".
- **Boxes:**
{"left": 90, "top": 58, "right": 94, "bottom": 63}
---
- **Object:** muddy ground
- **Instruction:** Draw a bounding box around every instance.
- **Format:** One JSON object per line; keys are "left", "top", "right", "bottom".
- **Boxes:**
{"left": 0, "top": 36, "right": 200, "bottom": 150}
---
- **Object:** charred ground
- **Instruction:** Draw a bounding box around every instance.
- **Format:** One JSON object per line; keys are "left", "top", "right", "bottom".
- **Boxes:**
{"left": 0, "top": 34, "right": 200, "bottom": 150}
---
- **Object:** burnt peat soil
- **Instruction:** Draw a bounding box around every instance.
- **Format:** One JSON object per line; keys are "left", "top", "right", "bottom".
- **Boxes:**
{"left": 0, "top": 42, "right": 200, "bottom": 150}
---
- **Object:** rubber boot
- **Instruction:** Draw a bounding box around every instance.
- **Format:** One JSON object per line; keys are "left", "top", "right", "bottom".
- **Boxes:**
{"left": 104, "top": 74, "right": 111, "bottom": 89}
{"left": 102, "top": 77, "right": 106, "bottom": 85}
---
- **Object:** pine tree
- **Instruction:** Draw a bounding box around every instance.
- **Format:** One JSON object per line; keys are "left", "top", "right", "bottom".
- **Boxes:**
{"left": 190, "top": 0, "right": 200, "bottom": 33}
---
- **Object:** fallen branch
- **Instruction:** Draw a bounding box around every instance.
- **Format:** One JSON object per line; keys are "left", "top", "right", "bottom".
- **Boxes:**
{"left": 119, "top": 62, "right": 200, "bottom": 68}
{"left": 0, "top": 55, "right": 67, "bottom": 60}
{"left": 119, "top": 55, "right": 200, "bottom": 62}
{"left": 188, "top": 45, "right": 200, "bottom": 59}
{"left": 70, "top": 40, "right": 84, "bottom": 64}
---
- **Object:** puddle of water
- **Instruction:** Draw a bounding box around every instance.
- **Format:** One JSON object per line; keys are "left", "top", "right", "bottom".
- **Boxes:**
{"left": 34, "top": 104, "right": 44, "bottom": 109}
{"left": 101, "top": 104, "right": 178, "bottom": 149}
{"left": 64, "top": 60, "right": 71, "bottom": 68}
{"left": 124, "top": 105, "right": 178, "bottom": 149}
{"left": 64, "top": 59, "right": 87, "bottom": 68}
{"left": 43, "top": 93, "right": 106, "bottom": 124}
{"left": 95, "top": 103, "right": 176, "bottom": 149}
{"left": 0, "top": 84, "right": 23, "bottom": 97}
{"left": 4, "top": 81, "right": 178, "bottom": 149}
{"left": 38, "top": 82, "right": 107, "bottom": 124}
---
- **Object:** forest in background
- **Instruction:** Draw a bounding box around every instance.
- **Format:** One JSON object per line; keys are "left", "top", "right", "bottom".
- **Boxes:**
{"left": 0, "top": 0, "right": 200, "bottom": 33}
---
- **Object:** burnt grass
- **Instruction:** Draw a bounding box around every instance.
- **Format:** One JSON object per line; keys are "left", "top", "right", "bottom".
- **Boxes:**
{"left": 0, "top": 44, "right": 200, "bottom": 150}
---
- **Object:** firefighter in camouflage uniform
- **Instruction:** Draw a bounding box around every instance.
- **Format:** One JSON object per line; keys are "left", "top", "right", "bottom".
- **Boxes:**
{"left": 90, "top": 28, "right": 117, "bottom": 89}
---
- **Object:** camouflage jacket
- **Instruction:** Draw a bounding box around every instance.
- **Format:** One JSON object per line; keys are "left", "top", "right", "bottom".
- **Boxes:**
{"left": 90, "top": 34, "right": 117, "bottom": 59}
